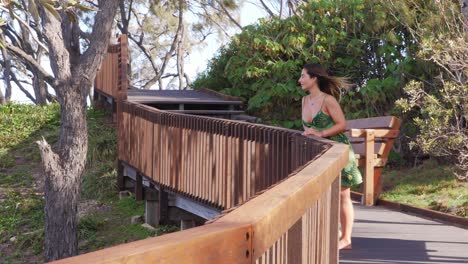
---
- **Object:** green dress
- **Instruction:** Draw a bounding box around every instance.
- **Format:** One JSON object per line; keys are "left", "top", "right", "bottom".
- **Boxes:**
{"left": 302, "top": 109, "right": 363, "bottom": 187}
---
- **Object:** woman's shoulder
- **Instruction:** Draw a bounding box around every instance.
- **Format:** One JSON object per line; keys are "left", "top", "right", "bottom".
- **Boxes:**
{"left": 322, "top": 94, "right": 342, "bottom": 113}
{"left": 323, "top": 94, "right": 339, "bottom": 105}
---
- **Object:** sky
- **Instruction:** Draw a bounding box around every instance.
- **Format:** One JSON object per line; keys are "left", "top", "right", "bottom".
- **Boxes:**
{"left": 1, "top": 2, "right": 267, "bottom": 104}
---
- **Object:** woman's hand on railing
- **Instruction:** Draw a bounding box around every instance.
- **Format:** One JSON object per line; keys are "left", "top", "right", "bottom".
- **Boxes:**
{"left": 302, "top": 127, "right": 324, "bottom": 137}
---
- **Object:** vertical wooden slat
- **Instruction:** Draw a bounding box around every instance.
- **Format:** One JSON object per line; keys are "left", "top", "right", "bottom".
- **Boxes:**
{"left": 329, "top": 176, "right": 340, "bottom": 264}
{"left": 287, "top": 218, "right": 302, "bottom": 264}
{"left": 256, "top": 127, "right": 262, "bottom": 193}
{"left": 364, "top": 130, "right": 375, "bottom": 206}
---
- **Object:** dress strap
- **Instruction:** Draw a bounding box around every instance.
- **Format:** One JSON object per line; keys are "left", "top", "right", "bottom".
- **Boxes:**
{"left": 319, "top": 95, "right": 326, "bottom": 111}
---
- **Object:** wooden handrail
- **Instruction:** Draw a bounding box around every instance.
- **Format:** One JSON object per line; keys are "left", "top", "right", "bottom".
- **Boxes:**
{"left": 217, "top": 144, "right": 348, "bottom": 261}
{"left": 51, "top": 143, "right": 348, "bottom": 264}
{"left": 80, "top": 33, "right": 350, "bottom": 263}
{"left": 118, "top": 100, "right": 330, "bottom": 209}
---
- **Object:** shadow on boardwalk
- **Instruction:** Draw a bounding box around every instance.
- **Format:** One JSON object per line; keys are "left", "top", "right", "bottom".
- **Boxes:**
{"left": 340, "top": 204, "right": 468, "bottom": 264}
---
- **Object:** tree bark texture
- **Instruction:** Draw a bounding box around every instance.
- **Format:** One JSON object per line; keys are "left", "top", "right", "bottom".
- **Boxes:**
{"left": 0, "top": 87, "right": 5, "bottom": 105}
{"left": 33, "top": 71, "right": 48, "bottom": 105}
{"left": 1, "top": 34, "right": 12, "bottom": 103}
{"left": 38, "top": 86, "right": 88, "bottom": 261}
{"left": 35, "top": 1, "right": 119, "bottom": 261}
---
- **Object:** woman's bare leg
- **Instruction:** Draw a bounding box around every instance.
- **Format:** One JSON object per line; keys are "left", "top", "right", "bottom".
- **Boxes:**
{"left": 339, "top": 186, "right": 353, "bottom": 250}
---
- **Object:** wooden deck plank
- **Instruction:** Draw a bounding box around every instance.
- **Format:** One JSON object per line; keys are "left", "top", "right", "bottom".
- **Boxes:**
{"left": 340, "top": 203, "right": 468, "bottom": 264}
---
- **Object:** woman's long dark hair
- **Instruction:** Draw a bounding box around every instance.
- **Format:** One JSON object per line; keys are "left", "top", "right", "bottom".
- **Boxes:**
{"left": 303, "top": 63, "right": 352, "bottom": 99}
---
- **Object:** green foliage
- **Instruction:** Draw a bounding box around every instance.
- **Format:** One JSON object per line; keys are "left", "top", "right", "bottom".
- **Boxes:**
{"left": 82, "top": 108, "right": 118, "bottom": 200}
{"left": 0, "top": 103, "right": 178, "bottom": 262}
{"left": 115, "top": 196, "right": 145, "bottom": 217}
{"left": 0, "top": 190, "right": 44, "bottom": 246}
{"left": 0, "top": 165, "right": 34, "bottom": 188}
{"left": 77, "top": 196, "right": 179, "bottom": 253}
{"left": 0, "top": 103, "right": 60, "bottom": 149}
{"left": 381, "top": 160, "right": 468, "bottom": 217}
{"left": 193, "top": 0, "right": 421, "bottom": 127}
{"left": 389, "top": 0, "right": 467, "bottom": 178}
{"left": 0, "top": 148, "right": 15, "bottom": 168}
{"left": 396, "top": 81, "right": 467, "bottom": 178}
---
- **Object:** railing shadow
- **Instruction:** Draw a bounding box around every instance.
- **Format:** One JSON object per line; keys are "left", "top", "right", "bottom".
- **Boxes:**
{"left": 340, "top": 237, "right": 468, "bottom": 264}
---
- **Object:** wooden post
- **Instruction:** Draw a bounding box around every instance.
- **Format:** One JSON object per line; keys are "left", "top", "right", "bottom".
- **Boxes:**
{"left": 180, "top": 220, "right": 196, "bottom": 230}
{"left": 135, "top": 173, "right": 143, "bottom": 201}
{"left": 117, "top": 160, "right": 125, "bottom": 191}
{"left": 144, "top": 187, "right": 160, "bottom": 227}
{"left": 159, "top": 188, "right": 169, "bottom": 225}
{"left": 364, "top": 129, "right": 375, "bottom": 206}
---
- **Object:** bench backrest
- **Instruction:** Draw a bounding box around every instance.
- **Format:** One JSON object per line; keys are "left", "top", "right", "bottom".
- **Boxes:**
{"left": 345, "top": 116, "right": 401, "bottom": 205}
{"left": 346, "top": 116, "right": 401, "bottom": 166}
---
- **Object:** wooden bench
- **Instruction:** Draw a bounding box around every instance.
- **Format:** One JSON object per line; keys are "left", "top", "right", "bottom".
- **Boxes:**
{"left": 346, "top": 116, "right": 402, "bottom": 206}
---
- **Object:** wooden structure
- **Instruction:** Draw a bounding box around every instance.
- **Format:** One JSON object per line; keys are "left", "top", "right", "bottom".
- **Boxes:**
{"left": 94, "top": 34, "right": 128, "bottom": 107}
{"left": 340, "top": 203, "right": 468, "bottom": 263}
{"left": 54, "top": 143, "right": 348, "bottom": 264}
{"left": 126, "top": 89, "right": 244, "bottom": 118}
{"left": 53, "top": 34, "right": 407, "bottom": 263}
{"left": 346, "top": 117, "right": 401, "bottom": 206}
{"left": 49, "top": 34, "right": 350, "bottom": 263}
{"left": 93, "top": 36, "right": 244, "bottom": 120}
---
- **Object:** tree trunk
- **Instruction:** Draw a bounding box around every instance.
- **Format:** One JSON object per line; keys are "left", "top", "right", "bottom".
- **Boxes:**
{"left": 0, "top": 87, "right": 5, "bottom": 105}
{"left": 33, "top": 72, "right": 48, "bottom": 105}
{"left": 38, "top": 83, "right": 88, "bottom": 261}
{"left": 1, "top": 34, "right": 12, "bottom": 103}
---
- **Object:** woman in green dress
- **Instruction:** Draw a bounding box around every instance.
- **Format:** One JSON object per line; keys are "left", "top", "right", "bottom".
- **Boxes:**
{"left": 299, "top": 63, "right": 362, "bottom": 250}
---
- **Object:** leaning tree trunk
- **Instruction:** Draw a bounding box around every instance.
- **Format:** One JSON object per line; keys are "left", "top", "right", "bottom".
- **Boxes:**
{"left": 32, "top": 71, "right": 48, "bottom": 105}
{"left": 38, "top": 82, "right": 88, "bottom": 261}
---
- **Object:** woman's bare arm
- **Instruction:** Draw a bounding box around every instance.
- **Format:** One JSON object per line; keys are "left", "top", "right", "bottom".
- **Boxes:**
{"left": 321, "top": 95, "right": 347, "bottom": 137}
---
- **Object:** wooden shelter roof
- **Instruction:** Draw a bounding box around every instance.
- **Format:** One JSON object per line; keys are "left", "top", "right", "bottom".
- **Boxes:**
{"left": 127, "top": 89, "right": 243, "bottom": 105}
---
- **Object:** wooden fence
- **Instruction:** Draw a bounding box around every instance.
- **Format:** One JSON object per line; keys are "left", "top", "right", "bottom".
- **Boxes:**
{"left": 53, "top": 142, "right": 348, "bottom": 264}
{"left": 94, "top": 34, "right": 128, "bottom": 102}
{"left": 118, "top": 101, "right": 331, "bottom": 209}
{"left": 55, "top": 34, "right": 350, "bottom": 263}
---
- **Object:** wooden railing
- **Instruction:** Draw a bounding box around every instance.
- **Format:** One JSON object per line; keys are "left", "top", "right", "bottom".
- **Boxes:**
{"left": 118, "top": 100, "right": 331, "bottom": 209}
{"left": 53, "top": 142, "right": 348, "bottom": 264}
{"left": 94, "top": 34, "right": 128, "bottom": 102}
{"left": 57, "top": 33, "right": 350, "bottom": 263}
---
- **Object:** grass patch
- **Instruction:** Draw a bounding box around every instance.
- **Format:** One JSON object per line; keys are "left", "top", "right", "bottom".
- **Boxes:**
{"left": 0, "top": 190, "right": 44, "bottom": 260}
{"left": 0, "top": 165, "right": 35, "bottom": 188}
{"left": 381, "top": 159, "right": 468, "bottom": 217}
{"left": 81, "top": 108, "right": 118, "bottom": 201}
{"left": 1, "top": 103, "right": 178, "bottom": 263}
{"left": 0, "top": 148, "right": 15, "bottom": 169}
{"left": 78, "top": 196, "right": 179, "bottom": 253}
{"left": 0, "top": 103, "right": 60, "bottom": 149}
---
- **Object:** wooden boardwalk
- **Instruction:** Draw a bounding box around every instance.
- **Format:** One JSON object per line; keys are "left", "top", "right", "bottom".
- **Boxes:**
{"left": 340, "top": 203, "right": 468, "bottom": 264}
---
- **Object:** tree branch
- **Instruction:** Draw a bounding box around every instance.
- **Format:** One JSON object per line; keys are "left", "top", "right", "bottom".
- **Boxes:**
{"left": 10, "top": 71, "right": 37, "bottom": 103}
{"left": 142, "top": 3, "right": 184, "bottom": 90}
{"left": 217, "top": 0, "right": 242, "bottom": 30}
{"left": 80, "top": 0, "right": 120, "bottom": 82}
{"left": 39, "top": 3, "right": 70, "bottom": 83}
{"left": 259, "top": 0, "right": 275, "bottom": 17}
{"left": 0, "top": 6, "right": 49, "bottom": 51}
{"left": 6, "top": 43, "right": 55, "bottom": 85}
